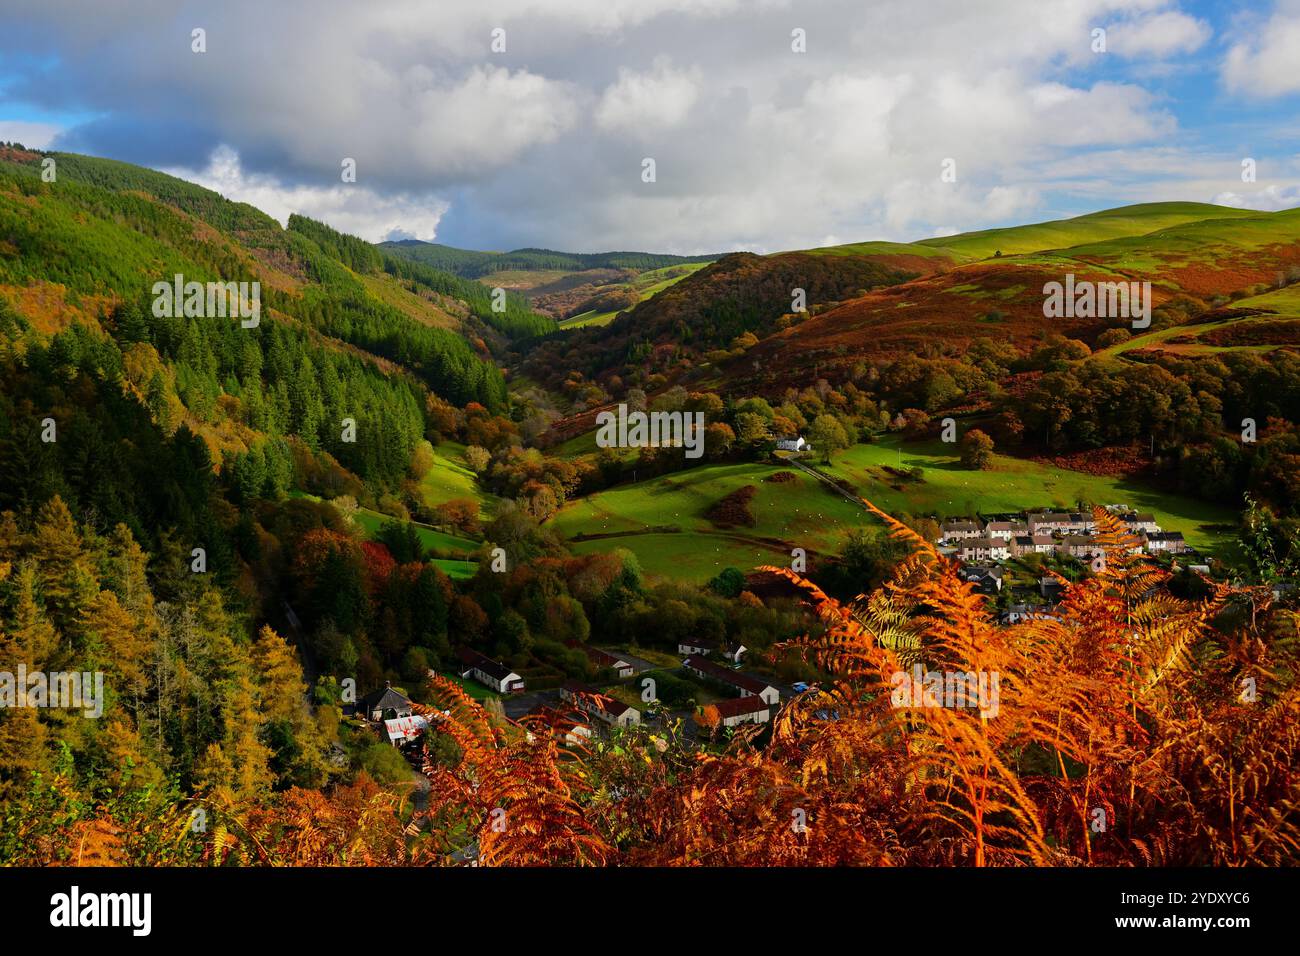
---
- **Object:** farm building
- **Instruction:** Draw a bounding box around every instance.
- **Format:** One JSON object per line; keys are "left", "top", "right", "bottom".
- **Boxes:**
{"left": 774, "top": 436, "right": 807, "bottom": 452}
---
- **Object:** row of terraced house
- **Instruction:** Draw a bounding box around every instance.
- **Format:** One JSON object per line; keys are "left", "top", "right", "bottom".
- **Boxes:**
{"left": 937, "top": 508, "right": 1187, "bottom": 564}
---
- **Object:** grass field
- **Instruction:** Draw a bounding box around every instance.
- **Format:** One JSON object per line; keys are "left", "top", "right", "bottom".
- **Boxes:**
{"left": 822, "top": 435, "right": 1237, "bottom": 553}
{"left": 552, "top": 460, "right": 871, "bottom": 582}
{"left": 915, "top": 202, "right": 1262, "bottom": 261}
{"left": 549, "top": 434, "right": 1240, "bottom": 579}
{"left": 418, "top": 441, "right": 494, "bottom": 517}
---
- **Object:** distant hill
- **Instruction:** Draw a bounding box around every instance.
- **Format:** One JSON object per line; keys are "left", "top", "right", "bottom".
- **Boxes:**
{"left": 523, "top": 199, "right": 1300, "bottom": 394}
{"left": 378, "top": 240, "right": 720, "bottom": 279}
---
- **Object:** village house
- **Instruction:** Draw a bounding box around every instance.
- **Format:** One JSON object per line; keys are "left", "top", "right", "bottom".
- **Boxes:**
{"left": 678, "top": 638, "right": 720, "bottom": 656}
{"left": 1011, "top": 533, "right": 1056, "bottom": 556}
{"left": 1028, "top": 511, "right": 1094, "bottom": 535}
{"left": 984, "top": 520, "right": 1028, "bottom": 541}
{"left": 1146, "top": 531, "right": 1187, "bottom": 554}
{"left": 527, "top": 706, "right": 594, "bottom": 746}
{"left": 959, "top": 565, "right": 1004, "bottom": 595}
{"left": 358, "top": 683, "right": 413, "bottom": 722}
{"left": 957, "top": 537, "right": 1010, "bottom": 562}
{"left": 774, "top": 436, "right": 807, "bottom": 453}
{"left": 721, "top": 643, "right": 747, "bottom": 664}
{"left": 575, "top": 644, "right": 635, "bottom": 678}
{"left": 1000, "top": 604, "right": 1061, "bottom": 626}
{"left": 1123, "top": 512, "right": 1160, "bottom": 534}
{"left": 940, "top": 519, "right": 984, "bottom": 542}
{"left": 682, "top": 655, "right": 780, "bottom": 705}
{"left": 559, "top": 682, "right": 640, "bottom": 727}
{"left": 458, "top": 648, "right": 526, "bottom": 694}
{"left": 1039, "top": 577, "right": 1066, "bottom": 603}
{"left": 708, "top": 695, "right": 773, "bottom": 727}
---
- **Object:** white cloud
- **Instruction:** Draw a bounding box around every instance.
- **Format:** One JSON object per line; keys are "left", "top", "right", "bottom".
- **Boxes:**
{"left": 596, "top": 59, "right": 701, "bottom": 133}
{"left": 0, "top": 120, "right": 62, "bottom": 149}
{"left": 1222, "top": 1, "right": 1300, "bottom": 97}
{"left": 166, "top": 145, "right": 450, "bottom": 243}
{"left": 1105, "top": 9, "right": 1211, "bottom": 58}
{"left": 4, "top": 0, "right": 1285, "bottom": 251}
{"left": 1212, "top": 183, "right": 1300, "bottom": 211}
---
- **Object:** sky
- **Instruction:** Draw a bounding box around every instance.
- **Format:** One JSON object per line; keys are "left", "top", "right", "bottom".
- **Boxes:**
{"left": 1, "top": 0, "right": 1299, "bottom": 254}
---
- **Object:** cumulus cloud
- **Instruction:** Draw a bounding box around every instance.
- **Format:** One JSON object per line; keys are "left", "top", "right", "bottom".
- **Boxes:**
{"left": 1222, "top": 0, "right": 1300, "bottom": 97}
{"left": 596, "top": 59, "right": 701, "bottom": 133}
{"left": 166, "top": 145, "right": 450, "bottom": 243}
{"left": 0, "top": 0, "right": 1285, "bottom": 251}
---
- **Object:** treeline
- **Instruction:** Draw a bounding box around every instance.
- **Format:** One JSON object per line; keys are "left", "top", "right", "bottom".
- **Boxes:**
{"left": 381, "top": 249, "right": 555, "bottom": 340}
{"left": 287, "top": 213, "right": 555, "bottom": 341}
{"left": 380, "top": 239, "right": 719, "bottom": 279}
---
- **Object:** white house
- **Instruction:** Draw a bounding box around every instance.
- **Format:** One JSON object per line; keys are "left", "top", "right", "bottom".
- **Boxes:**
{"left": 957, "top": 537, "right": 1009, "bottom": 562}
{"left": 579, "top": 645, "right": 635, "bottom": 678}
{"left": 775, "top": 437, "right": 807, "bottom": 453}
{"left": 722, "top": 643, "right": 747, "bottom": 664}
{"left": 709, "top": 696, "right": 772, "bottom": 727}
{"left": 682, "top": 655, "right": 780, "bottom": 705}
{"left": 678, "top": 639, "right": 719, "bottom": 656}
{"left": 560, "top": 682, "right": 641, "bottom": 727}
{"left": 984, "top": 521, "right": 1028, "bottom": 541}
{"left": 458, "top": 648, "right": 525, "bottom": 694}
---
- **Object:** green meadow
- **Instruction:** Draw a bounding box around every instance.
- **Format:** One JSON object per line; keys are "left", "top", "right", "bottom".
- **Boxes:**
{"left": 822, "top": 435, "right": 1237, "bottom": 552}
{"left": 549, "top": 433, "right": 1240, "bottom": 579}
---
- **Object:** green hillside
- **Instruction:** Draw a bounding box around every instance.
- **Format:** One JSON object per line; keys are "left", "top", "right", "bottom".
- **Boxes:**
{"left": 916, "top": 202, "right": 1262, "bottom": 260}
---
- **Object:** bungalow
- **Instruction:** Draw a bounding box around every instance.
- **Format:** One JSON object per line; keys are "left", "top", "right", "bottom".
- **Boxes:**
{"left": 678, "top": 638, "right": 720, "bottom": 656}
{"left": 682, "top": 655, "right": 780, "bottom": 705}
{"left": 527, "top": 706, "right": 594, "bottom": 746}
{"left": 577, "top": 645, "right": 635, "bottom": 678}
{"left": 1146, "top": 531, "right": 1187, "bottom": 554}
{"left": 359, "top": 683, "right": 413, "bottom": 722}
{"left": 774, "top": 436, "right": 807, "bottom": 453}
{"left": 559, "top": 682, "right": 640, "bottom": 727}
{"left": 940, "top": 519, "right": 984, "bottom": 542}
{"left": 458, "top": 648, "right": 526, "bottom": 694}
{"left": 709, "top": 696, "right": 772, "bottom": 727}
{"left": 722, "top": 643, "right": 747, "bottom": 665}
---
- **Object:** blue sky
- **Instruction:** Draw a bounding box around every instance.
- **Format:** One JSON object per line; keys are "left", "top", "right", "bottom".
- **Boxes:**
{"left": 2, "top": 0, "right": 1299, "bottom": 253}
